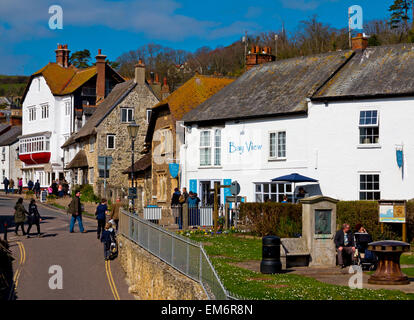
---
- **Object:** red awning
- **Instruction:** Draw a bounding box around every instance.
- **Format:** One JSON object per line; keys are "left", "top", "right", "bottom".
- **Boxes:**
{"left": 19, "top": 152, "right": 51, "bottom": 165}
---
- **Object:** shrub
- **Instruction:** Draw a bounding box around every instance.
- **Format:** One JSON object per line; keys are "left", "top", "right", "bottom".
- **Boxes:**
{"left": 72, "top": 184, "right": 100, "bottom": 203}
{"left": 239, "top": 202, "right": 302, "bottom": 237}
{"left": 25, "top": 190, "right": 34, "bottom": 196}
{"left": 336, "top": 201, "right": 400, "bottom": 241}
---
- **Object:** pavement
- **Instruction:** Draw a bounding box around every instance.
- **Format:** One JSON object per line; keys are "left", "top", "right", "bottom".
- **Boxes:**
{"left": 0, "top": 195, "right": 135, "bottom": 300}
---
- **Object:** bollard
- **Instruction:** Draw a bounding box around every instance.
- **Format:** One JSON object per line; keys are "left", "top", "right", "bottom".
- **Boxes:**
{"left": 260, "top": 236, "right": 282, "bottom": 274}
{"left": 3, "top": 222, "right": 8, "bottom": 243}
{"left": 182, "top": 203, "right": 189, "bottom": 230}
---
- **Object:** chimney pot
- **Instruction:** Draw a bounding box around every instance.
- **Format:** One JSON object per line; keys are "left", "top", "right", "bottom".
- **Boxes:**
{"left": 351, "top": 33, "right": 368, "bottom": 51}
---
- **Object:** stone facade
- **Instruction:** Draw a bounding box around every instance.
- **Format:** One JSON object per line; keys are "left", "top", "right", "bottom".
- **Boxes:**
{"left": 94, "top": 84, "right": 158, "bottom": 201}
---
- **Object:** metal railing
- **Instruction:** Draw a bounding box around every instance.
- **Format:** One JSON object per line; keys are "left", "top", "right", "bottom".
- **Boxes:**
{"left": 119, "top": 209, "right": 233, "bottom": 300}
{"left": 143, "top": 206, "right": 162, "bottom": 221}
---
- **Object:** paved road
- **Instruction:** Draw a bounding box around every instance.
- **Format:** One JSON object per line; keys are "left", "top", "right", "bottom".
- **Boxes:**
{"left": 0, "top": 196, "right": 134, "bottom": 300}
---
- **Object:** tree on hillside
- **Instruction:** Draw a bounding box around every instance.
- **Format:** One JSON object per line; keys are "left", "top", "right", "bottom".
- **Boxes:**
{"left": 69, "top": 49, "right": 92, "bottom": 68}
{"left": 389, "top": 0, "right": 411, "bottom": 29}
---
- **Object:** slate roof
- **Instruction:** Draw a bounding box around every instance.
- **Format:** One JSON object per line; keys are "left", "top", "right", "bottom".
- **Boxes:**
{"left": 182, "top": 51, "right": 354, "bottom": 123}
{"left": 0, "top": 126, "right": 22, "bottom": 146}
{"left": 153, "top": 75, "right": 234, "bottom": 121}
{"left": 122, "top": 153, "right": 151, "bottom": 174}
{"left": 62, "top": 80, "right": 136, "bottom": 148}
{"left": 313, "top": 43, "right": 414, "bottom": 100}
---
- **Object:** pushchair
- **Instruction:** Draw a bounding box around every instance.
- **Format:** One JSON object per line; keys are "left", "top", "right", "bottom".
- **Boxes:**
{"left": 109, "top": 233, "right": 118, "bottom": 260}
{"left": 354, "top": 233, "right": 377, "bottom": 271}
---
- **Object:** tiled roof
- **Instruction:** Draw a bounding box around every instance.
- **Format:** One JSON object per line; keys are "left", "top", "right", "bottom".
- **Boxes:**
{"left": 313, "top": 44, "right": 414, "bottom": 100}
{"left": 182, "top": 51, "right": 353, "bottom": 123}
{"left": 61, "top": 80, "right": 137, "bottom": 148}
{"left": 154, "top": 75, "right": 234, "bottom": 121}
{"left": 32, "top": 63, "right": 93, "bottom": 96}
{"left": 0, "top": 126, "right": 21, "bottom": 146}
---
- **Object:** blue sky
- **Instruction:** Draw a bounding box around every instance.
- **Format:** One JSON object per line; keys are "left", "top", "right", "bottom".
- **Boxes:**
{"left": 0, "top": 0, "right": 391, "bottom": 75}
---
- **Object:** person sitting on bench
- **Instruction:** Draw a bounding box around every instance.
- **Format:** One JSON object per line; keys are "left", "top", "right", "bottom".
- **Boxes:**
{"left": 334, "top": 223, "right": 356, "bottom": 268}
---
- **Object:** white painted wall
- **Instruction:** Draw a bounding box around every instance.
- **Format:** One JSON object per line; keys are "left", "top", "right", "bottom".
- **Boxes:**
{"left": 21, "top": 75, "right": 74, "bottom": 186}
{"left": 181, "top": 96, "right": 414, "bottom": 202}
{"left": 308, "top": 97, "right": 414, "bottom": 201}
{"left": 182, "top": 115, "right": 312, "bottom": 203}
{"left": 0, "top": 141, "right": 20, "bottom": 189}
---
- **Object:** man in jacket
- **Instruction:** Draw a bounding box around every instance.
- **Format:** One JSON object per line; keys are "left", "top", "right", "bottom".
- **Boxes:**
{"left": 68, "top": 190, "right": 86, "bottom": 233}
{"left": 334, "top": 223, "right": 356, "bottom": 268}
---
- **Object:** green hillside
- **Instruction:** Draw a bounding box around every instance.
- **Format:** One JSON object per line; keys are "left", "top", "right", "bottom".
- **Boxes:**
{"left": 0, "top": 75, "right": 29, "bottom": 97}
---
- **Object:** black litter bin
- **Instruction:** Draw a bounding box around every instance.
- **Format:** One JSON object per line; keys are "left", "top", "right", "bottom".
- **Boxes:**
{"left": 260, "top": 236, "right": 282, "bottom": 274}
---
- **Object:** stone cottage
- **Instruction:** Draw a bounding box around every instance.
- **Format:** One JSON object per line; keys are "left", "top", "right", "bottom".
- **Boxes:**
{"left": 62, "top": 61, "right": 164, "bottom": 201}
{"left": 132, "top": 74, "right": 234, "bottom": 222}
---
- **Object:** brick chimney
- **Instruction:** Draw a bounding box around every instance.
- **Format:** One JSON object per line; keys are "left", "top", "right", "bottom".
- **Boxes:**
{"left": 55, "top": 44, "right": 70, "bottom": 68}
{"left": 161, "top": 77, "right": 170, "bottom": 100}
{"left": 134, "top": 59, "right": 146, "bottom": 85}
{"left": 246, "top": 45, "right": 276, "bottom": 71}
{"left": 95, "top": 49, "right": 107, "bottom": 104}
{"left": 352, "top": 33, "right": 368, "bottom": 51}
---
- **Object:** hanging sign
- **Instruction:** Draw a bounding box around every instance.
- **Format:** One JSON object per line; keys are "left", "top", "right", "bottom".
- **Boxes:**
{"left": 396, "top": 149, "right": 403, "bottom": 168}
{"left": 169, "top": 163, "right": 180, "bottom": 179}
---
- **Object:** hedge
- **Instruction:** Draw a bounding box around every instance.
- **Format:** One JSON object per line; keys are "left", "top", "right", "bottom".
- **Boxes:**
{"left": 239, "top": 201, "right": 413, "bottom": 242}
{"left": 239, "top": 203, "right": 302, "bottom": 238}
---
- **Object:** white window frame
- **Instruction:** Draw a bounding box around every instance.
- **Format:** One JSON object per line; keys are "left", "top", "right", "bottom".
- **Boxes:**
{"left": 199, "top": 129, "right": 222, "bottom": 168}
{"left": 28, "top": 106, "right": 36, "bottom": 122}
{"left": 254, "top": 182, "right": 293, "bottom": 203}
{"left": 359, "top": 110, "right": 379, "bottom": 146}
{"left": 107, "top": 134, "right": 116, "bottom": 150}
{"left": 121, "top": 108, "right": 134, "bottom": 123}
{"left": 19, "top": 136, "right": 50, "bottom": 155}
{"left": 269, "top": 130, "right": 287, "bottom": 161}
{"left": 64, "top": 100, "right": 71, "bottom": 116}
{"left": 41, "top": 104, "right": 49, "bottom": 119}
{"left": 359, "top": 173, "right": 381, "bottom": 201}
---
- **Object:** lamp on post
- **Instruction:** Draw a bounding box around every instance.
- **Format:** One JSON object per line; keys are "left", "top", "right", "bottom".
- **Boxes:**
{"left": 127, "top": 120, "right": 140, "bottom": 214}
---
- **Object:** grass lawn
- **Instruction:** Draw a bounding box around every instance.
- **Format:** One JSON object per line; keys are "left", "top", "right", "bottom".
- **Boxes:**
{"left": 185, "top": 232, "right": 412, "bottom": 300}
{"left": 401, "top": 253, "right": 414, "bottom": 265}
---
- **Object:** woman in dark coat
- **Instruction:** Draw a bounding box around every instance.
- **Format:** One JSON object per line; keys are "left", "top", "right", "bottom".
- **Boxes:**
{"left": 14, "top": 198, "right": 27, "bottom": 236}
{"left": 27, "top": 199, "right": 42, "bottom": 238}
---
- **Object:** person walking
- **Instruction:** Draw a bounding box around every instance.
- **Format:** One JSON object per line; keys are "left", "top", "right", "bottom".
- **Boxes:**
{"left": 110, "top": 198, "right": 122, "bottom": 231}
{"left": 27, "top": 199, "right": 42, "bottom": 238}
{"left": 58, "top": 183, "right": 63, "bottom": 198}
{"left": 68, "top": 190, "right": 86, "bottom": 233}
{"left": 14, "top": 198, "right": 27, "bottom": 236}
{"left": 9, "top": 178, "right": 14, "bottom": 194}
{"left": 27, "top": 179, "right": 34, "bottom": 192}
{"left": 34, "top": 180, "right": 41, "bottom": 199}
{"left": 95, "top": 199, "right": 108, "bottom": 240}
{"left": 3, "top": 177, "right": 9, "bottom": 195}
{"left": 52, "top": 180, "right": 58, "bottom": 196}
{"left": 18, "top": 178, "right": 23, "bottom": 194}
{"left": 62, "top": 180, "right": 69, "bottom": 197}
{"left": 101, "top": 222, "right": 116, "bottom": 261}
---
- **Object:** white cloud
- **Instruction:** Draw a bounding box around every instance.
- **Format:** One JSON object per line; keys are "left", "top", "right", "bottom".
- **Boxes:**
{"left": 280, "top": 0, "right": 339, "bottom": 11}
{"left": 0, "top": 0, "right": 251, "bottom": 42}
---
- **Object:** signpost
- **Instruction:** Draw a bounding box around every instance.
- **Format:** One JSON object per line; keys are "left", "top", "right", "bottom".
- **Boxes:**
{"left": 128, "top": 187, "right": 137, "bottom": 200}
{"left": 379, "top": 200, "right": 407, "bottom": 242}
{"left": 211, "top": 181, "right": 241, "bottom": 232}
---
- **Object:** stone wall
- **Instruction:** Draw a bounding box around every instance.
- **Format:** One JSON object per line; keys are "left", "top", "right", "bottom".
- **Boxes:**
{"left": 118, "top": 234, "right": 207, "bottom": 300}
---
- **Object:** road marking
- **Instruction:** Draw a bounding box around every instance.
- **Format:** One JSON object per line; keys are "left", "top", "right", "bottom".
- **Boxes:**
{"left": 9, "top": 241, "right": 26, "bottom": 299}
{"left": 105, "top": 260, "right": 120, "bottom": 300}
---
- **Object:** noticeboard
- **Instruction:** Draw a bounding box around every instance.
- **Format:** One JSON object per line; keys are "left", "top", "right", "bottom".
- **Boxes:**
{"left": 379, "top": 200, "right": 406, "bottom": 224}
{"left": 41, "top": 190, "right": 48, "bottom": 203}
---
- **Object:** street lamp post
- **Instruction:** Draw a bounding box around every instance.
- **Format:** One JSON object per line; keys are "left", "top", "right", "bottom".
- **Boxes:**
{"left": 127, "top": 120, "right": 140, "bottom": 214}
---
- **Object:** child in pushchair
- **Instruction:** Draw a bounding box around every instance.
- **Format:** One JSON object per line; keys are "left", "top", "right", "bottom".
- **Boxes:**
{"left": 354, "top": 225, "right": 377, "bottom": 271}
